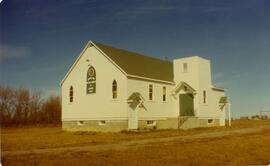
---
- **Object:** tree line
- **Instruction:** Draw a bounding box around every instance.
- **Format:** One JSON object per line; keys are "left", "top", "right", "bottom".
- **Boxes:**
{"left": 0, "top": 86, "right": 61, "bottom": 127}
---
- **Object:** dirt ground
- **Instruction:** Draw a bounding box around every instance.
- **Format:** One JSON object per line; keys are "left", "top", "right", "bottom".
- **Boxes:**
{"left": 1, "top": 120, "right": 270, "bottom": 166}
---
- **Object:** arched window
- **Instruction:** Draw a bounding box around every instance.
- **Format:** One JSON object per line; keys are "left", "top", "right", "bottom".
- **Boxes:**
{"left": 86, "top": 66, "right": 96, "bottom": 94}
{"left": 203, "top": 90, "right": 206, "bottom": 104}
{"left": 69, "top": 86, "right": 73, "bottom": 102}
{"left": 112, "top": 80, "right": 117, "bottom": 99}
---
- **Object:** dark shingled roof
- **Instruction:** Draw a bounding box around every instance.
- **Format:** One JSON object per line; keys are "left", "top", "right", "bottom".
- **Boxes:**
{"left": 219, "top": 97, "right": 228, "bottom": 104}
{"left": 128, "top": 92, "right": 145, "bottom": 102}
{"left": 94, "top": 42, "right": 174, "bottom": 82}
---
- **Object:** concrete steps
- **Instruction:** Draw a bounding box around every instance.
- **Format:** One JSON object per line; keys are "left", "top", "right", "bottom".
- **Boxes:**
{"left": 179, "top": 116, "right": 200, "bottom": 129}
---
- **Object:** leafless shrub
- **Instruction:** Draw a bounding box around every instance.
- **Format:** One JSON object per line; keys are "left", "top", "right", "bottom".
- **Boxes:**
{"left": 0, "top": 86, "right": 16, "bottom": 125}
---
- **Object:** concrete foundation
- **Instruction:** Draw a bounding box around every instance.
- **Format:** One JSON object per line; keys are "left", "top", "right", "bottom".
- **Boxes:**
{"left": 62, "top": 117, "right": 220, "bottom": 132}
{"left": 62, "top": 120, "right": 128, "bottom": 132}
{"left": 138, "top": 118, "right": 179, "bottom": 130}
{"left": 199, "top": 118, "right": 220, "bottom": 127}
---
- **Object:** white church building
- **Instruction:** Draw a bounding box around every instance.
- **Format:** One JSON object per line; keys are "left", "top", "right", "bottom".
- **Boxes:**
{"left": 61, "top": 41, "right": 230, "bottom": 131}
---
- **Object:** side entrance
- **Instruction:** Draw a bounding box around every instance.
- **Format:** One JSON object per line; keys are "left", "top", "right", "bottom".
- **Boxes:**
{"left": 178, "top": 93, "right": 195, "bottom": 128}
{"left": 128, "top": 108, "right": 138, "bottom": 129}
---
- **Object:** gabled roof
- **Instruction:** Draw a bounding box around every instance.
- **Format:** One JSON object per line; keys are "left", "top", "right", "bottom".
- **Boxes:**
{"left": 60, "top": 41, "right": 175, "bottom": 86}
{"left": 172, "top": 81, "right": 196, "bottom": 95}
{"left": 93, "top": 42, "right": 174, "bottom": 82}
{"left": 127, "top": 92, "right": 145, "bottom": 102}
{"left": 127, "top": 92, "right": 147, "bottom": 110}
{"left": 219, "top": 97, "right": 228, "bottom": 104}
{"left": 219, "top": 96, "right": 228, "bottom": 110}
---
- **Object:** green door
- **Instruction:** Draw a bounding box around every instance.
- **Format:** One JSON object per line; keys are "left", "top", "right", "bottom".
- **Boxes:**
{"left": 179, "top": 94, "right": 194, "bottom": 116}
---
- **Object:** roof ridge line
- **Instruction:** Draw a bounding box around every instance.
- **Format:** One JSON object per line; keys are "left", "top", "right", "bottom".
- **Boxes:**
{"left": 93, "top": 41, "right": 172, "bottom": 63}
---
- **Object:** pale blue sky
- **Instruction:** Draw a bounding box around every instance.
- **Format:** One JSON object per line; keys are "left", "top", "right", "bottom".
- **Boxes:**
{"left": 1, "top": 0, "right": 270, "bottom": 117}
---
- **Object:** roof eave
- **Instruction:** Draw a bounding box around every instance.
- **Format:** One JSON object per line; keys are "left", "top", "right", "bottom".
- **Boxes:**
{"left": 60, "top": 41, "right": 128, "bottom": 86}
{"left": 91, "top": 42, "right": 128, "bottom": 76}
{"left": 127, "top": 74, "right": 175, "bottom": 85}
{"left": 212, "top": 86, "right": 226, "bottom": 92}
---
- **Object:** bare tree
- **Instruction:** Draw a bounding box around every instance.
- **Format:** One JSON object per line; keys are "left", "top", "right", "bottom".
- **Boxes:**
{"left": 1, "top": 86, "right": 61, "bottom": 126}
{"left": 29, "top": 91, "right": 43, "bottom": 124}
{"left": 41, "top": 95, "right": 61, "bottom": 124}
{"left": 0, "top": 86, "right": 15, "bottom": 126}
{"left": 13, "top": 88, "right": 31, "bottom": 124}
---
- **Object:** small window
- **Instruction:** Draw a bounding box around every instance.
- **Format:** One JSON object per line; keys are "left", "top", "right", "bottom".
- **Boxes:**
{"left": 149, "top": 84, "right": 153, "bottom": 100}
{"left": 183, "top": 63, "right": 188, "bottom": 72}
{"left": 112, "top": 80, "right": 117, "bottom": 99}
{"left": 98, "top": 120, "right": 106, "bottom": 126}
{"left": 147, "top": 120, "right": 154, "bottom": 124}
{"left": 208, "top": 119, "right": 214, "bottom": 124}
{"left": 77, "top": 121, "right": 84, "bottom": 126}
{"left": 203, "top": 90, "right": 207, "bottom": 104}
{"left": 69, "top": 86, "right": 73, "bottom": 103}
{"left": 147, "top": 120, "right": 156, "bottom": 126}
{"left": 162, "top": 87, "right": 166, "bottom": 101}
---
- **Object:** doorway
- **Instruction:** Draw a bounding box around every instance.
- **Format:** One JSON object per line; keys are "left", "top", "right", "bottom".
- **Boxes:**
{"left": 128, "top": 108, "right": 138, "bottom": 129}
{"left": 179, "top": 94, "right": 194, "bottom": 116}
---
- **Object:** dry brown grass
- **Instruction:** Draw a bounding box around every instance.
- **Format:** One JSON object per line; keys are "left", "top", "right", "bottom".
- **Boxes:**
{"left": 3, "top": 119, "right": 270, "bottom": 151}
{"left": 2, "top": 120, "right": 270, "bottom": 166}
{"left": 230, "top": 119, "right": 270, "bottom": 127}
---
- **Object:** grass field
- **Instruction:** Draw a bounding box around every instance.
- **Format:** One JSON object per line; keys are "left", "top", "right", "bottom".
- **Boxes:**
{"left": 1, "top": 120, "right": 270, "bottom": 166}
